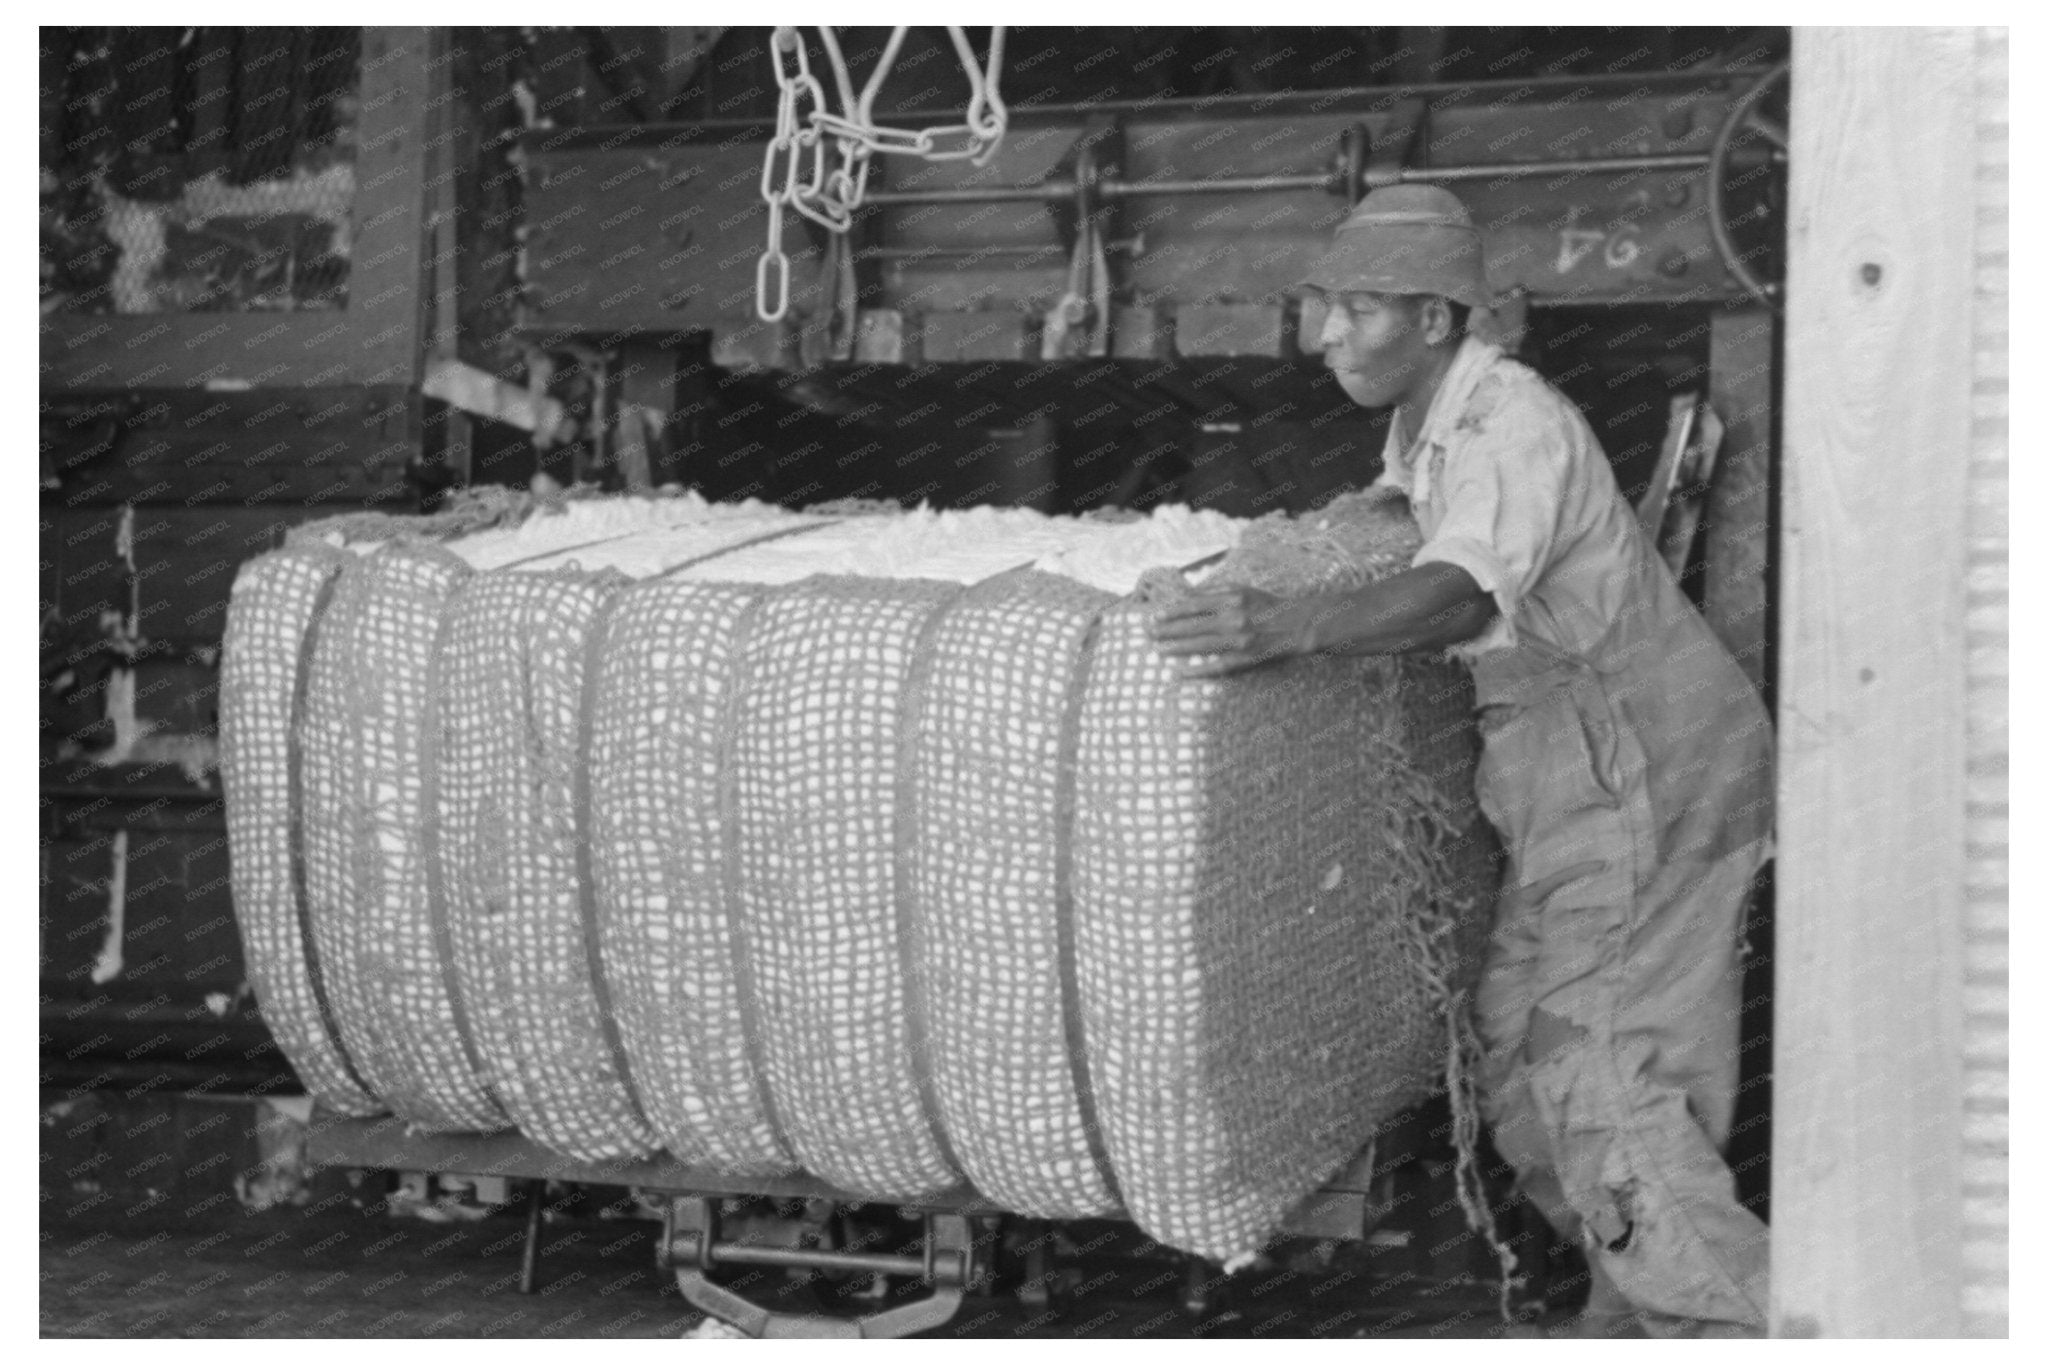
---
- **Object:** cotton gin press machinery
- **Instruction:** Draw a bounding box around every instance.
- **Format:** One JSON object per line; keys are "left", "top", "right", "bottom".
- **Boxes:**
{"left": 41, "top": 27, "right": 1787, "bottom": 1338}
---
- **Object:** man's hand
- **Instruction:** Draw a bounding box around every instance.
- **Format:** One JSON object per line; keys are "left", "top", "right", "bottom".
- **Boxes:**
{"left": 1147, "top": 587, "right": 1309, "bottom": 679}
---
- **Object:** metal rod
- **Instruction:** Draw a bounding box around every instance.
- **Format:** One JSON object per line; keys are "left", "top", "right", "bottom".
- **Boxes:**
{"left": 866, "top": 239, "right": 1142, "bottom": 262}
{"left": 859, "top": 152, "right": 1718, "bottom": 210}
{"left": 1392, "top": 153, "right": 1711, "bottom": 183}
{"left": 518, "top": 1179, "right": 546, "bottom": 1294}
{"left": 864, "top": 182, "right": 1078, "bottom": 205}
{"left": 1099, "top": 173, "right": 1337, "bottom": 198}
{"left": 705, "top": 1242, "right": 927, "bottom": 1277}
{"left": 543, "top": 66, "right": 1778, "bottom": 148}
{"left": 865, "top": 243, "right": 1065, "bottom": 260}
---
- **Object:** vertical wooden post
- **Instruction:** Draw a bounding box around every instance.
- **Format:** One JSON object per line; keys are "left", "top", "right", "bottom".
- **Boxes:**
{"left": 186, "top": 29, "right": 237, "bottom": 176}
{"left": 619, "top": 341, "right": 684, "bottom": 491}
{"left": 424, "top": 28, "right": 468, "bottom": 486}
{"left": 423, "top": 28, "right": 461, "bottom": 367}
{"left": 351, "top": 28, "right": 432, "bottom": 389}
{"left": 1772, "top": 27, "right": 1977, "bottom": 1337}
{"left": 1704, "top": 308, "right": 1777, "bottom": 700}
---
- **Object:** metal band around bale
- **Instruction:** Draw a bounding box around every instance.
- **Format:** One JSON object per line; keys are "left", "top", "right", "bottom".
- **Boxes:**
{"left": 651, "top": 519, "right": 844, "bottom": 579}
{"left": 417, "top": 571, "right": 503, "bottom": 1116}
{"left": 1053, "top": 606, "right": 1122, "bottom": 1207}
{"left": 713, "top": 586, "right": 797, "bottom": 1160}
{"left": 571, "top": 581, "right": 657, "bottom": 1139}
{"left": 890, "top": 576, "right": 994, "bottom": 1186}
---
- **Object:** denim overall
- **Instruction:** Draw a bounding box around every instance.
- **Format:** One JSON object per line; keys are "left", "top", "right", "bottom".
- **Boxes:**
{"left": 1383, "top": 339, "right": 1775, "bottom": 1331}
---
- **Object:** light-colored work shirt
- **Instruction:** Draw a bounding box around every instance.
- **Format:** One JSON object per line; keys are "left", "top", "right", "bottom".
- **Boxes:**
{"left": 1373, "top": 336, "right": 1650, "bottom": 664}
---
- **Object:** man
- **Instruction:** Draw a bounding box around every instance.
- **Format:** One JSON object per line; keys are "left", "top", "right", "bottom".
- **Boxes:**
{"left": 1147, "top": 185, "right": 1774, "bottom": 1338}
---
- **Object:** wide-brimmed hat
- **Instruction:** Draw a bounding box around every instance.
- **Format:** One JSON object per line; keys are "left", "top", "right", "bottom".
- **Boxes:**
{"left": 1300, "top": 184, "right": 1492, "bottom": 309}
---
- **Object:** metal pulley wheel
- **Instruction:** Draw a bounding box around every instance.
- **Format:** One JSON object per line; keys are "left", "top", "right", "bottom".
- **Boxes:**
{"left": 1707, "top": 61, "right": 1790, "bottom": 307}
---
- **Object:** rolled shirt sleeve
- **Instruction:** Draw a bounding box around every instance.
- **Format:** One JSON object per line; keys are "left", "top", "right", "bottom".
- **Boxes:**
{"left": 1409, "top": 418, "right": 1574, "bottom": 655}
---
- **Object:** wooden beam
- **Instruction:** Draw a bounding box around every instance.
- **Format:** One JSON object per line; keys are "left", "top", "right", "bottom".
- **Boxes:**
{"left": 1771, "top": 26, "right": 1977, "bottom": 1338}
{"left": 660, "top": 28, "right": 726, "bottom": 115}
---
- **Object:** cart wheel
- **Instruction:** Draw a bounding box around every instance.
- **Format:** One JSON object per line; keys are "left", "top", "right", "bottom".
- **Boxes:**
{"left": 1707, "top": 61, "right": 1791, "bottom": 307}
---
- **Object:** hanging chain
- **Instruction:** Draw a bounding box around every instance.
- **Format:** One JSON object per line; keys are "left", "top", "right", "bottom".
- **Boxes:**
{"left": 758, "top": 26, "right": 1008, "bottom": 322}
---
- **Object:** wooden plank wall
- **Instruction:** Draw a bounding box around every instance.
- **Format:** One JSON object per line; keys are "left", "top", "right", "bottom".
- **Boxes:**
{"left": 40, "top": 28, "right": 436, "bottom": 1078}
{"left": 39, "top": 385, "right": 422, "bottom": 1085}
{"left": 1772, "top": 26, "right": 2002, "bottom": 1337}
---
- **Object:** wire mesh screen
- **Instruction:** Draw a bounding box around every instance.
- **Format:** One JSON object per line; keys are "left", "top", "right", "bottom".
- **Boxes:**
{"left": 40, "top": 27, "right": 361, "bottom": 316}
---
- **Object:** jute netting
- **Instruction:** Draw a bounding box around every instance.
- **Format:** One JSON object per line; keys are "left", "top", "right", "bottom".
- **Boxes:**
{"left": 587, "top": 580, "right": 795, "bottom": 1175}
{"left": 297, "top": 543, "right": 504, "bottom": 1132}
{"left": 909, "top": 569, "right": 1124, "bottom": 1219}
{"left": 433, "top": 566, "right": 658, "bottom": 1162}
{"left": 1075, "top": 601, "right": 1492, "bottom": 1257}
{"left": 222, "top": 493, "right": 1497, "bottom": 1261}
{"left": 219, "top": 545, "right": 381, "bottom": 1117}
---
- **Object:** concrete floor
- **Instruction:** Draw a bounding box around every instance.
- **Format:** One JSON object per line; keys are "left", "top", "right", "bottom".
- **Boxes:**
{"left": 39, "top": 1181, "right": 1565, "bottom": 1339}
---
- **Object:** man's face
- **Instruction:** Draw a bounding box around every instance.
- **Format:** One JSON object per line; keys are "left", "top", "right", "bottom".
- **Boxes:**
{"left": 1316, "top": 291, "right": 1433, "bottom": 409}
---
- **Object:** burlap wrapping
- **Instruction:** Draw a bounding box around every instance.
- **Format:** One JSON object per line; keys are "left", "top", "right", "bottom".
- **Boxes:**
{"left": 908, "top": 570, "right": 1123, "bottom": 1218}
{"left": 296, "top": 543, "right": 504, "bottom": 1132}
{"left": 587, "top": 580, "right": 795, "bottom": 1175}
{"left": 1075, "top": 603, "right": 1490, "bottom": 1259}
{"left": 219, "top": 546, "right": 383, "bottom": 1118}
{"left": 433, "top": 568, "right": 658, "bottom": 1163}
{"left": 722, "top": 577, "right": 965, "bottom": 1200}
{"left": 222, "top": 493, "right": 1496, "bottom": 1260}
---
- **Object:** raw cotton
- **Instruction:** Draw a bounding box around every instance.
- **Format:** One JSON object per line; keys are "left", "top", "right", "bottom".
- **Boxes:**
{"left": 222, "top": 491, "right": 1494, "bottom": 1260}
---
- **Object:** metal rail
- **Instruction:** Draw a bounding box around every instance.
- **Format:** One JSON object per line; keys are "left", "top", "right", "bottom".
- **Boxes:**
{"left": 536, "top": 65, "right": 1782, "bottom": 149}
{"left": 857, "top": 151, "right": 1745, "bottom": 209}
{"left": 688, "top": 1242, "right": 930, "bottom": 1277}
